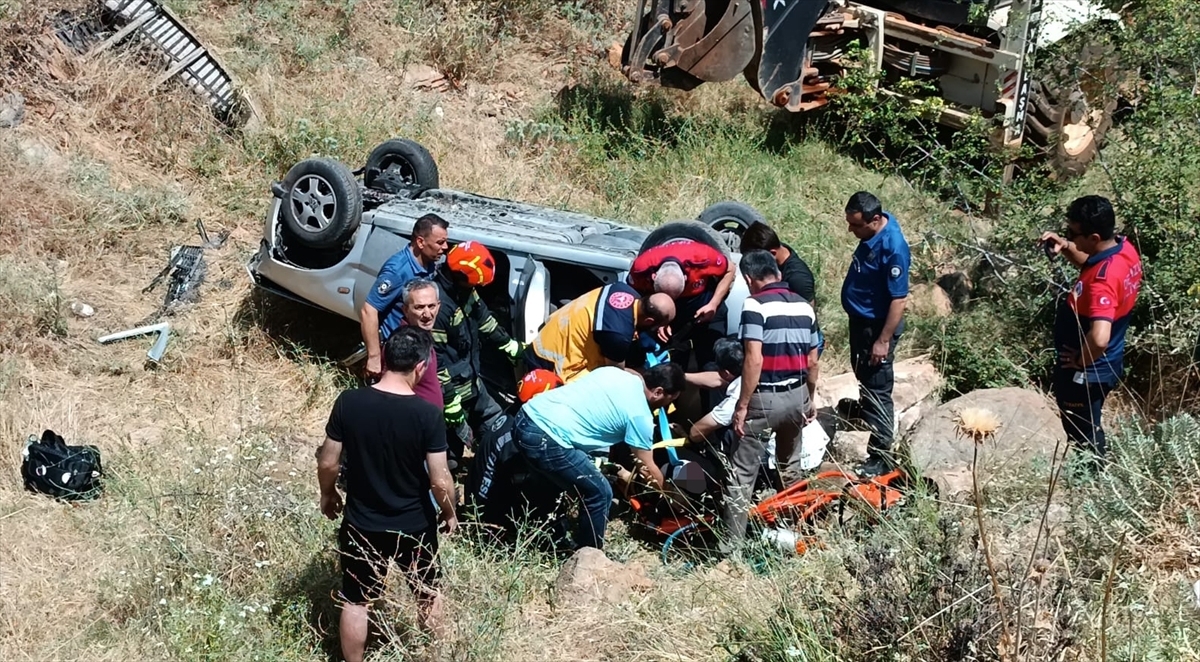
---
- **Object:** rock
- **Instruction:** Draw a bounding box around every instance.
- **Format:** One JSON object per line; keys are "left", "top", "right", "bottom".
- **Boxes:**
{"left": 0, "top": 92, "right": 25, "bottom": 128}
{"left": 936, "top": 271, "right": 973, "bottom": 310}
{"left": 909, "top": 283, "right": 953, "bottom": 318}
{"left": 892, "top": 357, "right": 944, "bottom": 413}
{"left": 908, "top": 388, "right": 1065, "bottom": 500}
{"left": 553, "top": 547, "right": 652, "bottom": 607}
{"left": 403, "top": 64, "right": 449, "bottom": 91}
{"left": 829, "top": 430, "right": 869, "bottom": 463}
{"left": 69, "top": 302, "right": 94, "bottom": 318}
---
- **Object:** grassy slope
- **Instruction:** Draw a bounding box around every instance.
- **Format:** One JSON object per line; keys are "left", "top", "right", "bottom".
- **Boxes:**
{"left": 1, "top": 1, "right": 1196, "bottom": 660}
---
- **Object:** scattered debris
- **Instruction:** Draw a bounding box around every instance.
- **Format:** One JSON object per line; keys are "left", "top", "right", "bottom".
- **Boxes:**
{"left": 70, "top": 302, "right": 96, "bottom": 318}
{"left": 142, "top": 220, "right": 225, "bottom": 314}
{"left": 98, "top": 321, "right": 171, "bottom": 362}
{"left": 0, "top": 92, "right": 25, "bottom": 128}
{"left": 55, "top": 0, "right": 259, "bottom": 127}
{"left": 52, "top": 9, "right": 109, "bottom": 55}
{"left": 403, "top": 64, "right": 450, "bottom": 91}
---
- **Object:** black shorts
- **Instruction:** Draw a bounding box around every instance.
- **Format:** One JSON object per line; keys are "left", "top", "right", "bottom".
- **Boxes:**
{"left": 338, "top": 523, "right": 440, "bottom": 605}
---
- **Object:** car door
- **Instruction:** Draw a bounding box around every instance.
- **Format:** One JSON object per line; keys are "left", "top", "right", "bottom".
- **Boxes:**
{"left": 512, "top": 256, "right": 550, "bottom": 343}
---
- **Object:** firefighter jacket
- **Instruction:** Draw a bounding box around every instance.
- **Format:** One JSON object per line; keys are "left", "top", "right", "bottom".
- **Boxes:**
{"left": 431, "top": 267, "right": 513, "bottom": 404}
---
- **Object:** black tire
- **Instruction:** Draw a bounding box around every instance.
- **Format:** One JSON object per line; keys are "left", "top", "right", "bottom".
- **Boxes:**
{"left": 363, "top": 139, "right": 439, "bottom": 193}
{"left": 1025, "top": 29, "right": 1120, "bottom": 179}
{"left": 280, "top": 158, "right": 362, "bottom": 250}
{"left": 697, "top": 201, "right": 766, "bottom": 254}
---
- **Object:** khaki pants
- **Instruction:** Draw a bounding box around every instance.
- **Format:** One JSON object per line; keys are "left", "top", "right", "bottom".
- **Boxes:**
{"left": 720, "top": 385, "right": 809, "bottom": 550}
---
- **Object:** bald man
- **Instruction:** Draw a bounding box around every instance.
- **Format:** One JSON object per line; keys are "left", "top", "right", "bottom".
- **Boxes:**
{"left": 523, "top": 284, "right": 676, "bottom": 383}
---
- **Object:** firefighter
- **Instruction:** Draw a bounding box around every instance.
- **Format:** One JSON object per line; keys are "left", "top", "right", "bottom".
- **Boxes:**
{"left": 430, "top": 241, "right": 523, "bottom": 466}
{"left": 522, "top": 283, "right": 676, "bottom": 383}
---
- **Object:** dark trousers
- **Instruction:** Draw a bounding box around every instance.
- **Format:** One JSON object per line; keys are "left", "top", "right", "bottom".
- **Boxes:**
{"left": 1052, "top": 370, "right": 1114, "bottom": 460}
{"left": 449, "top": 379, "right": 506, "bottom": 465}
{"left": 848, "top": 315, "right": 902, "bottom": 457}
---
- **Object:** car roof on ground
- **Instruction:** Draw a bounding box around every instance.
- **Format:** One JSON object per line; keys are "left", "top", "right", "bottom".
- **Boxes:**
{"left": 366, "top": 188, "right": 649, "bottom": 270}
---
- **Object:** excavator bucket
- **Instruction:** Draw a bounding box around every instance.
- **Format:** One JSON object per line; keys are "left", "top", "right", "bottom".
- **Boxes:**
{"left": 623, "top": 0, "right": 759, "bottom": 87}
{"left": 623, "top": 0, "right": 839, "bottom": 112}
{"left": 750, "top": 0, "right": 835, "bottom": 111}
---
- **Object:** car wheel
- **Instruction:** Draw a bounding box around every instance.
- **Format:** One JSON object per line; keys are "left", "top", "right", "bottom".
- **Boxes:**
{"left": 363, "top": 138, "right": 440, "bottom": 193}
{"left": 698, "top": 201, "right": 765, "bottom": 254}
{"left": 280, "top": 157, "right": 362, "bottom": 249}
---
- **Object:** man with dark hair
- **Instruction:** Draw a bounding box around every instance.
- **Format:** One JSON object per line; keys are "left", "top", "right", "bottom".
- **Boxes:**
{"left": 315, "top": 326, "right": 457, "bottom": 661}
{"left": 739, "top": 221, "right": 817, "bottom": 304}
{"left": 1040, "top": 195, "right": 1142, "bottom": 468}
{"left": 511, "top": 364, "right": 685, "bottom": 550}
{"left": 726, "top": 250, "right": 820, "bottom": 548}
{"left": 524, "top": 284, "right": 676, "bottom": 382}
{"left": 841, "top": 191, "right": 910, "bottom": 477}
{"left": 361, "top": 213, "right": 450, "bottom": 379}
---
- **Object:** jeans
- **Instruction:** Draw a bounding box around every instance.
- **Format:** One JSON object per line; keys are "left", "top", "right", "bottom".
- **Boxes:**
{"left": 1052, "top": 370, "right": 1115, "bottom": 461}
{"left": 848, "top": 315, "right": 902, "bottom": 458}
{"left": 512, "top": 412, "right": 613, "bottom": 550}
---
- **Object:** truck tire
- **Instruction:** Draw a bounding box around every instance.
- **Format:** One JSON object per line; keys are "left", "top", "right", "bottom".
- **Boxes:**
{"left": 363, "top": 139, "right": 439, "bottom": 193}
{"left": 698, "top": 201, "right": 766, "bottom": 253}
{"left": 280, "top": 157, "right": 362, "bottom": 249}
{"left": 1025, "top": 33, "right": 1119, "bottom": 179}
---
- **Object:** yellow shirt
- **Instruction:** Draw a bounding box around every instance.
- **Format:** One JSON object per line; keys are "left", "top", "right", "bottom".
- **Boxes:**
{"left": 531, "top": 283, "right": 642, "bottom": 382}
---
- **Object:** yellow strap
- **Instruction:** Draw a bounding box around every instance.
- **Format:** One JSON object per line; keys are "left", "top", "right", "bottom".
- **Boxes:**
{"left": 651, "top": 437, "right": 688, "bottom": 450}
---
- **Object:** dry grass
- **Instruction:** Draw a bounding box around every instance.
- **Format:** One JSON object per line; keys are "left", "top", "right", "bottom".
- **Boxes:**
{"left": 1, "top": 1, "right": 1197, "bottom": 661}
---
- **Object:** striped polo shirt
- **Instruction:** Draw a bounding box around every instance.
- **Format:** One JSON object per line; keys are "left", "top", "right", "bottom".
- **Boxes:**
{"left": 739, "top": 281, "right": 817, "bottom": 388}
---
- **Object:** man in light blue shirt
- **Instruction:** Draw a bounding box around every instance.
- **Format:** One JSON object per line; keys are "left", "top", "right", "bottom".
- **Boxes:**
{"left": 512, "top": 364, "right": 685, "bottom": 550}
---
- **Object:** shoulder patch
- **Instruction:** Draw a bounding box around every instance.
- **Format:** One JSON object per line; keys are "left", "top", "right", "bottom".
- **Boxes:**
{"left": 377, "top": 280, "right": 391, "bottom": 295}
{"left": 889, "top": 265, "right": 902, "bottom": 279}
{"left": 608, "top": 291, "right": 635, "bottom": 310}
{"left": 1073, "top": 281, "right": 1084, "bottom": 299}
{"left": 1098, "top": 295, "right": 1112, "bottom": 307}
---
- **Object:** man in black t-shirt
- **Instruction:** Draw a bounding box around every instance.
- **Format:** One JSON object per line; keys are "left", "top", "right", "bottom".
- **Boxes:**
{"left": 316, "top": 326, "right": 457, "bottom": 661}
{"left": 740, "top": 220, "right": 824, "bottom": 354}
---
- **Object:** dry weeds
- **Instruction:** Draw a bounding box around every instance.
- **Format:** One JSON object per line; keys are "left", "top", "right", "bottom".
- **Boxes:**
{"left": 1, "top": 1, "right": 1197, "bottom": 660}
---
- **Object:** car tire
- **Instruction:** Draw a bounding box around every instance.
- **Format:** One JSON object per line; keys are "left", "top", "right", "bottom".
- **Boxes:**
{"left": 280, "top": 157, "right": 362, "bottom": 249}
{"left": 697, "top": 201, "right": 765, "bottom": 253}
{"left": 363, "top": 139, "right": 439, "bottom": 192}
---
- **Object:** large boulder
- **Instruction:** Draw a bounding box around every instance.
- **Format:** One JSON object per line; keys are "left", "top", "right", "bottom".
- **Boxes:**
{"left": 908, "top": 283, "right": 953, "bottom": 318}
{"left": 552, "top": 547, "right": 653, "bottom": 608}
{"left": 908, "top": 388, "right": 1065, "bottom": 499}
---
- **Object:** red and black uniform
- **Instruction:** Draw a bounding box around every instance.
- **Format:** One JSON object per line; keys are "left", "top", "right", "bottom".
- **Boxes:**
{"left": 1052, "top": 236, "right": 1142, "bottom": 459}
{"left": 628, "top": 238, "right": 729, "bottom": 299}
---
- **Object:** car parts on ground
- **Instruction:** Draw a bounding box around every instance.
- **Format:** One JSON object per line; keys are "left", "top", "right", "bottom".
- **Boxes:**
{"left": 98, "top": 321, "right": 171, "bottom": 362}
{"left": 51, "top": 0, "right": 257, "bottom": 127}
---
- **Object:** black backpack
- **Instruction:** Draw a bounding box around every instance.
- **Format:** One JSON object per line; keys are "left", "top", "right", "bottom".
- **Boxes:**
{"left": 21, "top": 429, "right": 103, "bottom": 500}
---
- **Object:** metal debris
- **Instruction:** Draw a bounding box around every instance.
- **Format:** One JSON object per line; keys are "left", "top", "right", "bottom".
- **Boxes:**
{"left": 142, "top": 221, "right": 225, "bottom": 314}
{"left": 98, "top": 321, "right": 171, "bottom": 362}
{"left": 102, "top": 0, "right": 258, "bottom": 126}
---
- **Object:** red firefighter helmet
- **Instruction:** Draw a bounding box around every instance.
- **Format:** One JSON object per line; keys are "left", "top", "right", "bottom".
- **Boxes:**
{"left": 446, "top": 241, "right": 496, "bottom": 287}
{"left": 518, "top": 369, "right": 564, "bottom": 403}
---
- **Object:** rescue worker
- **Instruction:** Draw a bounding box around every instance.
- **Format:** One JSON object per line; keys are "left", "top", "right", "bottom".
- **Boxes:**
{"left": 1040, "top": 195, "right": 1142, "bottom": 470}
{"left": 360, "top": 214, "right": 449, "bottom": 379}
{"left": 430, "top": 241, "right": 523, "bottom": 465}
{"left": 511, "top": 364, "right": 686, "bottom": 550}
{"left": 468, "top": 369, "right": 565, "bottom": 538}
{"left": 726, "top": 250, "right": 819, "bottom": 550}
{"left": 841, "top": 191, "right": 909, "bottom": 477}
{"left": 631, "top": 220, "right": 737, "bottom": 358}
{"left": 522, "top": 283, "right": 676, "bottom": 383}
